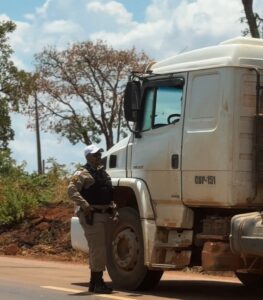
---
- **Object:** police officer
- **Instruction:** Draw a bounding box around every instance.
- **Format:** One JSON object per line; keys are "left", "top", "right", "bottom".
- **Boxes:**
{"left": 68, "top": 144, "right": 114, "bottom": 294}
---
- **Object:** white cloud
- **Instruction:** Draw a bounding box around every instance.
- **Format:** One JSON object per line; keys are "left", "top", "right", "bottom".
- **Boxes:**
{"left": 254, "top": 0, "right": 262, "bottom": 11}
{"left": 8, "top": 0, "right": 247, "bottom": 65}
{"left": 87, "top": 1, "right": 133, "bottom": 25}
{"left": 11, "top": 21, "right": 31, "bottom": 45}
{"left": 145, "top": 0, "right": 171, "bottom": 21}
{"left": 36, "top": 0, "right": 52, "bottom": 16}
{"left": 174, "top": 0, "right": 242, "bottom": 35}
{"left": 0, "top": 14, "right": 10, "bottom": 22}
{"left": 88, "top": 0, "right": 244, "bottom": 59}
{"left": 43, "top": 20, "right": 81, "bottom": 34}
{"left": 10, "top": 114, "right": 36, "bottom": 167}
{"left": 24, "top": 13, "right": 35, "bottom": 21}
{"left": 90, "top": 19, "right": 168, "bottom": 54}
{"left": 10, "top": 114, "right": 85, "bottom": 172}
{"left": 11, "top": 55, "right": 27, "bottom": 69}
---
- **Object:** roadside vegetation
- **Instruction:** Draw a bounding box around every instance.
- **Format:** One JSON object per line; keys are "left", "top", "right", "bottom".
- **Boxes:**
{"left": 0, "top": 152, "right": 70, "bottom": 226}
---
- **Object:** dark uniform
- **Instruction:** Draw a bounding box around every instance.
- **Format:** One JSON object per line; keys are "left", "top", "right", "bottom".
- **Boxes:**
{"left": 68, "top": 154, "right": 114, "bottom": 294}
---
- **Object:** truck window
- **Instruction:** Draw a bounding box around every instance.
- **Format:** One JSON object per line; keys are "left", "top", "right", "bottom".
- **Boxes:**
{"left": 142, "top": 88, "right": 155, "bottom": 131}
{"left": 189, "top": 73, "right": 220, "bottom": 120}
{"left": 141, "top": 85, "right": 183, "bottom": 131}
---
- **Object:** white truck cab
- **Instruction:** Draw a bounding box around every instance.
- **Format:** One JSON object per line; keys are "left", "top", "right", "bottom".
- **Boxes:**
{"left": 71, "top": 37, "right": 263, "bottom": 290}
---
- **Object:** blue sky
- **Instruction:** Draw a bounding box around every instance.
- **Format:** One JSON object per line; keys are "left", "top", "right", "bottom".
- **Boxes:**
{"left": 0, "top": 0, "right": 44, "bottom": 20}
{"left": 0, "top": 0, "right": 261, "bottom": 172}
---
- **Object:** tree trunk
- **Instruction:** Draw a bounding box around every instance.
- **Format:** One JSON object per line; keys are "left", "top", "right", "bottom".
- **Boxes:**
{"left": 242, "top": 0, "right": 260, "bottom": 38}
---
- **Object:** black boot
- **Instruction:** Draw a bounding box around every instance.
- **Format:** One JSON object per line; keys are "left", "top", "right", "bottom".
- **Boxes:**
{"left": 93, "top": 271, "right": 112, "bottom": 294}
{"left": 88, "top": 271, "right": 95, "bottom": 292}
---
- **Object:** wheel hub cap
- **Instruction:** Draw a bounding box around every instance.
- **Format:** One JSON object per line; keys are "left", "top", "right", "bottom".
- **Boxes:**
{"left": 112, "top": 228, "right": 139, "bottom": 271}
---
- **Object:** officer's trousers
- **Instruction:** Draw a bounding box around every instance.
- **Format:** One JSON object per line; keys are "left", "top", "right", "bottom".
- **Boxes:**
{"left": 78, "top": 209, "right": 110, "bottom": 272}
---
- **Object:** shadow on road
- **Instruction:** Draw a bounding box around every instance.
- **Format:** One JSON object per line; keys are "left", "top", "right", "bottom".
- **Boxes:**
{"left": 72, "top": 279, "right": 262, "bottom": 299}
{"left": 148, "top": 280, "right": 261, "bottom": 300}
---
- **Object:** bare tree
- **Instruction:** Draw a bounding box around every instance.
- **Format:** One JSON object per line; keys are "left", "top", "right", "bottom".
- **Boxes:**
{"left": 241, "top": 0, "right": 261, "bottom": 38}
{"left": 30, "top": 40, "right": 151, "bottom": 149}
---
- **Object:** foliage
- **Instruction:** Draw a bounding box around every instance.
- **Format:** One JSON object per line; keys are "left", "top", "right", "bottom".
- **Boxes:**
{"left": 45, "top": 157, "right": 69, "bottom": 179}
{"left": 0, "top": 102, "right": 14, "bottom": 149}
{"left": 29, "top": 40, "right": 151, "bottom": 149}
{"left": 0, "top": 183, "right": 38, "bottom": 225}
{"left": 0, "top": 155, "right": 70, "bottom": 226}
{"left": 0, "top": 149, "right": 16, "bottom": 176}
{"left": 0, "top": 20, "right": 33, "bottom": 150}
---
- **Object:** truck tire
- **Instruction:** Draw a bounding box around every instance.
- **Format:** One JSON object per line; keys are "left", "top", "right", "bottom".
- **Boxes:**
{"left": 106, "top": 207, "right": 163, "bottom": 290}
{"left": 235, "top": 270, "right": 263, "bottom": 288}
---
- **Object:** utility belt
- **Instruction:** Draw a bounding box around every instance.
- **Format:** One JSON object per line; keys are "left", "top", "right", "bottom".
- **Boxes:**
{"left": 84, "top": 206, "right": 113, "bottom": 225}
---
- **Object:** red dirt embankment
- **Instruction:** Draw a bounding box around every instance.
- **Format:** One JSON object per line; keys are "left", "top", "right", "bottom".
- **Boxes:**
{"left": 0, "top": 202, "right": 86, "bottom": 263}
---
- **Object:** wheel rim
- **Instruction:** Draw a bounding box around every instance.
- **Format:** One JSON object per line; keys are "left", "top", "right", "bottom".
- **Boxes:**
{"left": 112, "top": 227, "right": 139, "bottom": 271}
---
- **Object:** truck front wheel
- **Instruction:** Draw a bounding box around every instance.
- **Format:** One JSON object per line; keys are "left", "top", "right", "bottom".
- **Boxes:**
{"left": 106, "top": 207, "right": 163, "bottom": 290}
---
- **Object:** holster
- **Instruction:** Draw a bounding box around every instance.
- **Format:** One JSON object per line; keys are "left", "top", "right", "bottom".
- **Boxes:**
{"left": 85, "top": 211, "right": 94, "bottom": 226}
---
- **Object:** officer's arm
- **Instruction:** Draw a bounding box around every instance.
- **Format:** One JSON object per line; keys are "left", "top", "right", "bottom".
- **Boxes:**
{"left": 67, "top": 169, "right": 94, "bottom": 212}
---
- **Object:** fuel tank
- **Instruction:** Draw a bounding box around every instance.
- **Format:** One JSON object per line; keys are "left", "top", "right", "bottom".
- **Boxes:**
{"left": 230, "top": 212, "right": 263, "bottom": 257}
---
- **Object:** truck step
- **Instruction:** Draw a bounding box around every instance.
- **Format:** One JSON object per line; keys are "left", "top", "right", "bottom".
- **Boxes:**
{"left": 150, "top": 263, "right": 177, "bottom": 269}
{"left": 154, "top": 241, "right": 191, "bottom": 249}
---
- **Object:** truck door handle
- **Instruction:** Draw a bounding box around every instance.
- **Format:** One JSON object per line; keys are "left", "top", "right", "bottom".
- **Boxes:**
{"left": 171, "top": 154, "right": 179, "bottom": 169}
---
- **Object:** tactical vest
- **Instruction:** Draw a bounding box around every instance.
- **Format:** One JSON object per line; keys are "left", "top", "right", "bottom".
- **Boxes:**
{"left": 80, "top": 164, "right": 113, "bottom": 205}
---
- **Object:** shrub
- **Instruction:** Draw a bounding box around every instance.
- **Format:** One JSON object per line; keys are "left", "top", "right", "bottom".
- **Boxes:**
{"left": 18, "top": 173, "right": 55, "bottom": 205}
{"left": 0, "top": 184, "right": 38, "bottom": 225}
{"left": 0, "top": 155, "right": 70, "bottom": 225}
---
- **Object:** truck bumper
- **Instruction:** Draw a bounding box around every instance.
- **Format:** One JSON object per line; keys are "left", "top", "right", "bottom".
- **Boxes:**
{"left": 70, "top": 216, "right": 88, "bottom": 253}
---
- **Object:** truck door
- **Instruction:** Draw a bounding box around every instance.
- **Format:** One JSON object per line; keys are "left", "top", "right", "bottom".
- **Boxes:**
{"left": 128, "top": 75, "right": 189, "bottom": 227}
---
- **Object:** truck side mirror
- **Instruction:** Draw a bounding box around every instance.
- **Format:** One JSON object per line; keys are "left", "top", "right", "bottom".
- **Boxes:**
{"left": 124, "top": 81, "right": 141, "bottom": 122}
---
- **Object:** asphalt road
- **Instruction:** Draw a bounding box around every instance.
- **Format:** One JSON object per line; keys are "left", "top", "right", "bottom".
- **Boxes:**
{"left": 0, "top": 256, "right": 261, "bottom": 300}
